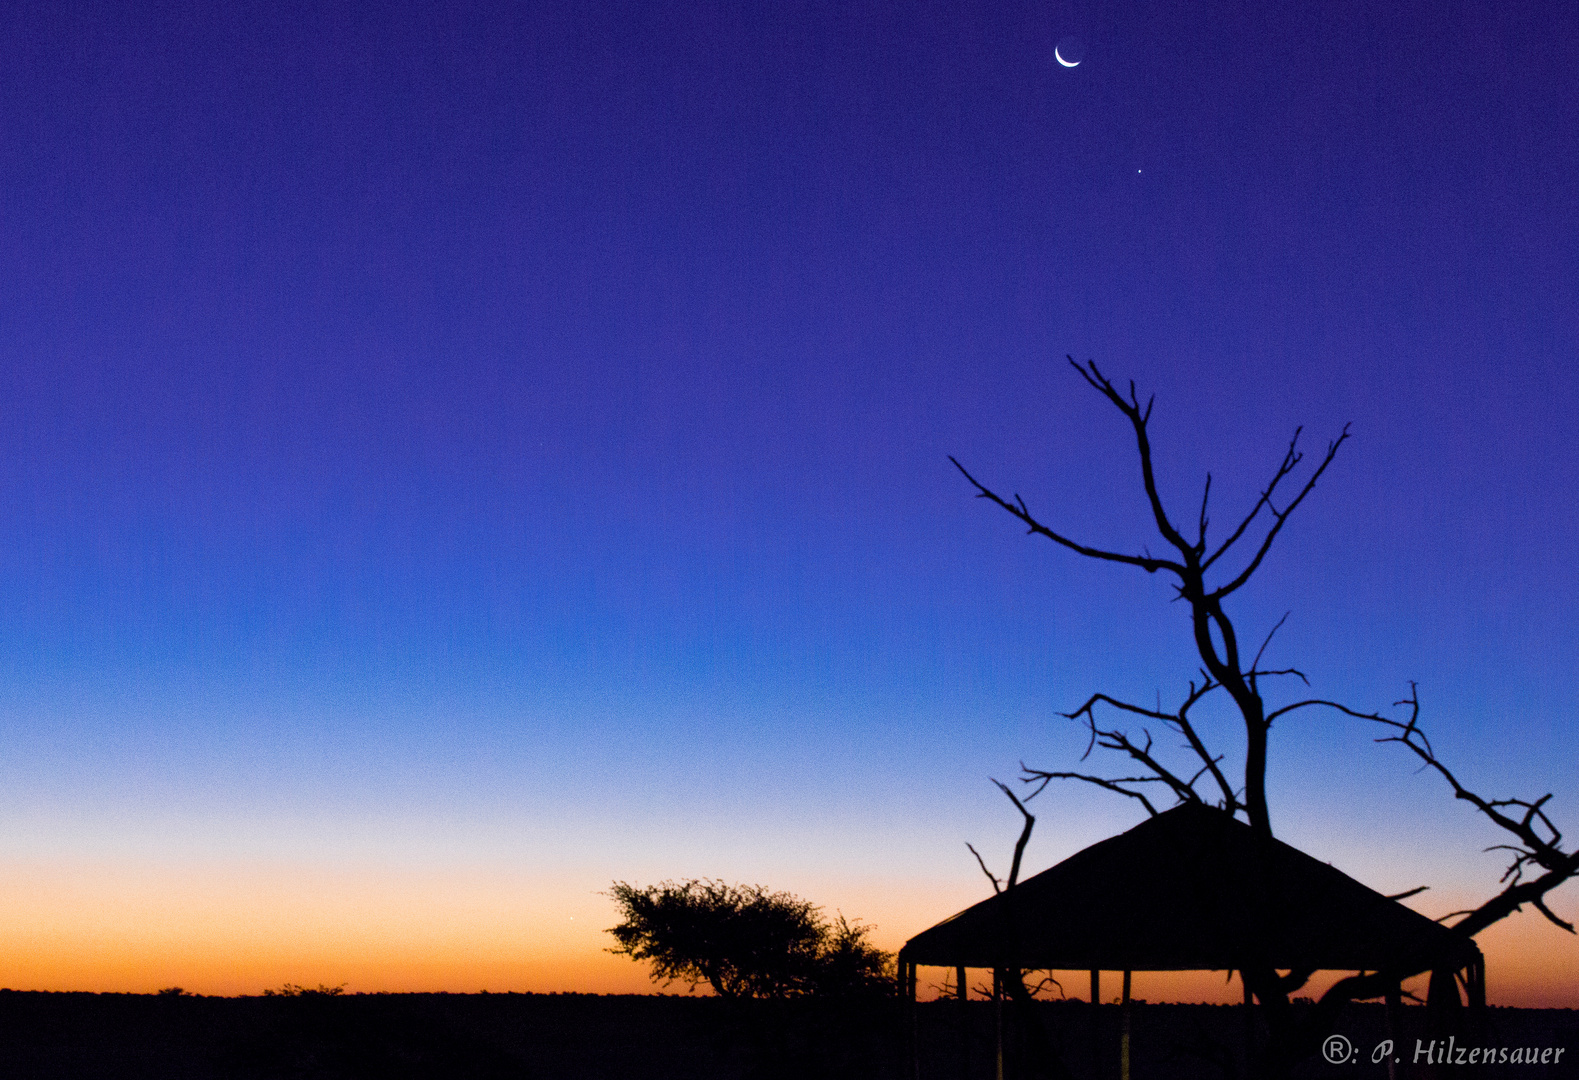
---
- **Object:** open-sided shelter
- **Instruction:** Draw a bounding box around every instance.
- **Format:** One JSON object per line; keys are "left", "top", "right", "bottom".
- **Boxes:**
{"left": 902, "top": 801, "right": 1477, "bottom": 973}
{"left": 897, "top": 802, "right": 1482, "bottom": 1076}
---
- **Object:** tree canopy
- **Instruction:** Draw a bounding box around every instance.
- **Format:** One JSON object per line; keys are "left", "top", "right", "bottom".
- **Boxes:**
{"left": 605, "top": 879, "right": 893, "bottom": 999}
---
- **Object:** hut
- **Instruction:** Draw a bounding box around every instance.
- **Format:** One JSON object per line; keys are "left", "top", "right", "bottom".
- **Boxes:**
{"left": 898, "top": 802, "right": 1481, "bottom": 1077}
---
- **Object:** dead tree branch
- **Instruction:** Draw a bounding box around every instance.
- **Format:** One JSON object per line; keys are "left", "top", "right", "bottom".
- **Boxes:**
{"left": 1202, "top": 425, "right": 1351, "bottom": 599}
{"left": 1387, "top": 886, "right": 1430, "bottom": 902}
{"left": 996, "top": 779, "right": 1035, "bottom": 890}
{"left": 966, "top": 842, "right": 1002, "bottom": 894}
{"left": 1018, "top": 679, "right": 1241, "bottom": 815}
{"left": 952, "top": 360, "right": 1575, "bottom": 1076}
{"left": 1265, "top": 684, "right": 1576, "bottom": 935}
{"left": 954, "top": 358, "right": 1349, "bottom": 839}
{"left": 966, "top": 777, "right": 1038, "bottom": 894}
{"left": 949, "top": 455, "right": 1183, "bottom": 576}
{"left": 1021, "top": 769, "right": 1164, "bottom": 817}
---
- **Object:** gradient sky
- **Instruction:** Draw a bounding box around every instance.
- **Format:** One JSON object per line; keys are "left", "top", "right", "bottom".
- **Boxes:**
{"left": 1, "top": 0, "right": 1575, "bottom": 1005}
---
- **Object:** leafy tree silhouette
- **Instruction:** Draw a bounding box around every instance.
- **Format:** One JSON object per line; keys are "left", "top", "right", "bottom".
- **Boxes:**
{"left": 261, "top": 982, "right": 347, "bottom": 997}
{"left": 606, "top": 879, "right": 892, "bottom": 999}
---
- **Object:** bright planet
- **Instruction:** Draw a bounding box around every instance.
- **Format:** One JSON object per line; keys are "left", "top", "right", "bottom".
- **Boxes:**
{"left": 1055, "top": 35, "right": 1085, "bottom": 67}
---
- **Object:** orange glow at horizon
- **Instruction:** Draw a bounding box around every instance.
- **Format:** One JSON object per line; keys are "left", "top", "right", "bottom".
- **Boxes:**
{"left": 0, "top": 861, "right": 1572, "bottom": 1006}
{"left": 0, "top": 859, "right": 655, "bottom": 997}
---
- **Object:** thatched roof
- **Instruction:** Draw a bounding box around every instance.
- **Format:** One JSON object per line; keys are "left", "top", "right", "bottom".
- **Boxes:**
{"left": 901, "top": 802, "right": 1478, "bottom": 974}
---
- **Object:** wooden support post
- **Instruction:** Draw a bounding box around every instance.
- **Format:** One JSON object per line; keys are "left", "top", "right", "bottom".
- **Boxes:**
{"left": 1464, "top": 955, "right": 1487, "bottom": 1055}
{"left": 1385, "top": 981, "right": 1402, "bottom": 1080}
{"left": 897, "top": 955, "right": 910, "bottom": 1080}
{"left": 1243, "top": 972, "right": 1254, "bottom": 1077}
{"left": 1119, "top": 971, "right": 1132, "bottom": 1080}
{"left": 958, "top": 966, "right": 970, "bottom": 1080}
{"left": 1090, "top": 970, "right": 1101, "bottom": 1080}
{"left": 994, "top": 968, "right": 1005, "bottom": 1080}
{"left": 1467, "top": 955, "right": 1486, "bottom": 1011}
{"left": 909, "top": 961, "right": 921, "bottom": 1080}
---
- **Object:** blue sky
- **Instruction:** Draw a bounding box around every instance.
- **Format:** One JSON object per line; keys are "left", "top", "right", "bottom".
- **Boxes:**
{"left": 0, "top": 0, "right": 1575, "bottom": 1000}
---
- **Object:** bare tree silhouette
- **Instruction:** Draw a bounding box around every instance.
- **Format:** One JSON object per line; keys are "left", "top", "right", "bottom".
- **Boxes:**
{"left": 952, "top": 358, "right": 1578, "bottom": 1076}
{"left": 965, "top": 781, "right": 1075, "bottom": 1080}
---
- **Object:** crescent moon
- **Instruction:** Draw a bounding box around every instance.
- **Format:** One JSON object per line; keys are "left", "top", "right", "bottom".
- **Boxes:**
{"left": 1055, "top": 47, "right": 1079, "bottom": 68}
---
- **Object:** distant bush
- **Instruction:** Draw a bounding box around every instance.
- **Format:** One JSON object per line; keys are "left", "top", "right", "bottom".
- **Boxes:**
{"left": 156, "top": 987, "right": 190, "bottom": 997}
{"left": 261, "top": 983, "right": 347, "bottom": 997}
{"left": 605, "top": 879, "right": 894, "bottom": 999}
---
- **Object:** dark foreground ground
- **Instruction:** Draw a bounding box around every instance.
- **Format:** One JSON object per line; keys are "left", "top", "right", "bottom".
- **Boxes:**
{"left": 0, "top": 990, "right": 1572, "bottom": 1080}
